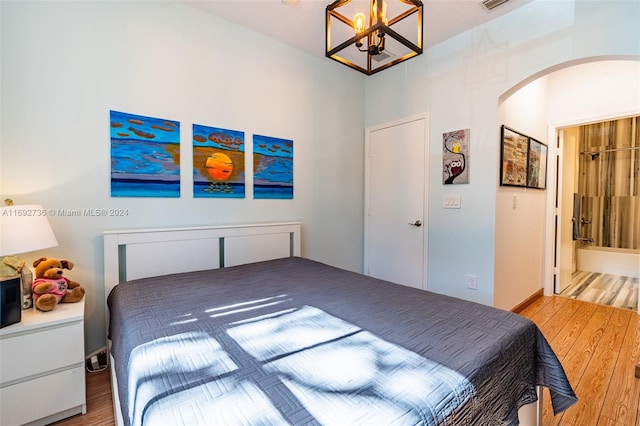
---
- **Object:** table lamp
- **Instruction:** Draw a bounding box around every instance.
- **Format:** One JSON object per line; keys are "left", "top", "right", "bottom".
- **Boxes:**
{"left": 0, "top": 201, "right": 58, "bottom": 326}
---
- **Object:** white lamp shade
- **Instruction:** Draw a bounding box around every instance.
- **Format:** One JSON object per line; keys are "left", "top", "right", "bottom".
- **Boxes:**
{"left": 0, "top": 204, "right": 58, "bottom": 256}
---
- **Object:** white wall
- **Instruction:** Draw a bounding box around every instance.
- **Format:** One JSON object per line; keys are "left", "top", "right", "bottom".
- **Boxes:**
{"left": 546, "top": 60, "right": 640, "bottom": 126}
{"left": 0, "top": 0, "right": 365, "bottom": 355}
{"left": 364, "top": 1, "right": 640, "bottom": 307}
{"left": 495, "top": 78, "right": 549, "bottom": 309}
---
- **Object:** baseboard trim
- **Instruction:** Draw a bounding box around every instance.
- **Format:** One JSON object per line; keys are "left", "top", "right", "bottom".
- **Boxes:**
{"left": 511, "top": 289, "right": 544, "bottom": 314}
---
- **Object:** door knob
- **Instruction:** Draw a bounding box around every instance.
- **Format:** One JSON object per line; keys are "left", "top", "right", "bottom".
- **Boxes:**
{"left": 408, "top": 220, "right": 422, "bottom": 227}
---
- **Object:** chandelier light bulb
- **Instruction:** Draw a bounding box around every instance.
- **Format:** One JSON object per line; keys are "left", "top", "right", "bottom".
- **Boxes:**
{"left": 354, "top": 12, "right": 366, "bottom": 33}
{"left": 373, "top": 0, "right": 387, "bottom": 25}
{"left": 353, "top": 12, "right": 366, "bottom": 47}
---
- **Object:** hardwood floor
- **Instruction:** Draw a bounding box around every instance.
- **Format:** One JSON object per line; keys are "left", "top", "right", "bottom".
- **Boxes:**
{"left": 53, "top": 296, "right": 639, "bottom": 426}
{"left": 52, "top": 369, "right": 114, "bottom": 426}
{"left": 520, "top": 296, "right": 640, "bottom": 426}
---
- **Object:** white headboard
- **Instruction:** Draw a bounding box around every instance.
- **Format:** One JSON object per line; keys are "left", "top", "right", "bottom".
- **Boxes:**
{"left": 103, "top": 222, "right": 301, "bottom": 300}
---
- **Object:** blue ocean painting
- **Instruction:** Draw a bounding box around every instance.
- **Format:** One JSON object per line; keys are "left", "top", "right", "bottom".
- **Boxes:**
{"left": 193, "top": 124, "right": 245, "bottom": 198}
{"left": 253, "top": 134, "right": 293, "bottom": 199}
{"left": 110, "top": 110, "right": 180, "bottom": 197}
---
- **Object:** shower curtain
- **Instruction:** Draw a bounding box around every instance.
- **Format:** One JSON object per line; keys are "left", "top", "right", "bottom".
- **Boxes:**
{"left": 578, "top": 116, "right": 639, "bottom": 250}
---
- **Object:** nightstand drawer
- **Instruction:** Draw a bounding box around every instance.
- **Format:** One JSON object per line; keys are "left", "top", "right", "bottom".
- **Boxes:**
{"left": 0, "top": 321, "right": 83, "bottom": 384}
{"left": 0, "top": 365, "right": 85, "bottom": 426}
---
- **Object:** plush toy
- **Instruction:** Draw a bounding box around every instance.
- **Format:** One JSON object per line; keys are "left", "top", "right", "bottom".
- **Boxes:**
{"left": 32, "top": 257, "right": 85, "bottom": 312}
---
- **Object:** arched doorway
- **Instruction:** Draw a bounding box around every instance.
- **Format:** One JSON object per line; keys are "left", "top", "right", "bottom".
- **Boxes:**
{"left": 497, "top": 57, "right": 640, "bottom": 311}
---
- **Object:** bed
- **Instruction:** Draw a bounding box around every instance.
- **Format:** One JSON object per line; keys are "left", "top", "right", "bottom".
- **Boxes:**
{"left": 104, "top": 222, "right": 576, "bottom": 426}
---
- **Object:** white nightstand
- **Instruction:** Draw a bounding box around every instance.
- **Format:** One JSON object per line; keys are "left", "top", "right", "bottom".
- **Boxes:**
{"left": 0, "top": 299, "right": 86, "bottom": 426}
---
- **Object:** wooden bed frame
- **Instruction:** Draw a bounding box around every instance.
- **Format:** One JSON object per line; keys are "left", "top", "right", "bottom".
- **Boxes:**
{"left": 102, "top": 221, "right": 542, "bottom": 426}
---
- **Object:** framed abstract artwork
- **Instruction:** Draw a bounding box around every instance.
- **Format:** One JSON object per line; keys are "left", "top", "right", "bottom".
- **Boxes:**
{"left": 442, "top": 128, "right": 470, "bottom": 184}
{"left": 527, "top": 138, "right": 548, "bottom": 189}
{"left": 253, "top": 134, "right": 293, "bottom": 199}
{"left": 110, "top": 110, "right": 180, "bottom": 197}
{"left": 193, "top": 124, "right": 245, "bottom": 198}
{"left": 500, "top": 125, "right": 529, "bottom": 187}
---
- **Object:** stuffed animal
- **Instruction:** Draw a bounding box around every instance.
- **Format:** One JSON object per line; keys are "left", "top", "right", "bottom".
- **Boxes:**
{"left": 32, "top": 257, "right": 85, "bottom": 312}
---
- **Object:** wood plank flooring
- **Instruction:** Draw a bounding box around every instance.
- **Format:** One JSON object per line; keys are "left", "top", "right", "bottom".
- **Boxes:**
{"left": 520, "top": 296, "right": 640, "bottom": 426}
{"left": 52, "top": 369, "right": 115, "bottom": 426}
{"left": 53, "top": 296, "right": 639, "bottom": 426}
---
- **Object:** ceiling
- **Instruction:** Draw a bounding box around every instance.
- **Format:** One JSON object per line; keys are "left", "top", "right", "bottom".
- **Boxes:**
{"left": 183, "top": 0, "right": 532, "bottom": 59}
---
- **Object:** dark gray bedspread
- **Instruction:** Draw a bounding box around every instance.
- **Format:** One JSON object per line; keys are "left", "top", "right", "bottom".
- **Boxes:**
{"left": 108, "top": 257, "right": 576, "bottom": 426}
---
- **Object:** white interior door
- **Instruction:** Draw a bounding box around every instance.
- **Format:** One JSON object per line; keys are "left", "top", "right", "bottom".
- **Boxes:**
{"left": 556, "top": 129, "right": 574, "bottom": 294}
{"left": 364, "top": 114, "right": 428, "bottom": 290}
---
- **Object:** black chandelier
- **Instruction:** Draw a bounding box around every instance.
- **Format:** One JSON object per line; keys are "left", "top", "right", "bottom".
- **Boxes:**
{"left": 326, "top": 0, "right": 423, "bottom": 75}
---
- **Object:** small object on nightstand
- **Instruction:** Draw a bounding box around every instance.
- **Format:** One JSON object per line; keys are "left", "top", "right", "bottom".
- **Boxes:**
{"left": 636, "top": 360, "right": 640, "bottom": 379}
{"left": 0, "top": 275, "right": 21, "bottom": 328}
{"left": 1, "top": 255, "right": 34, "bottom": 309}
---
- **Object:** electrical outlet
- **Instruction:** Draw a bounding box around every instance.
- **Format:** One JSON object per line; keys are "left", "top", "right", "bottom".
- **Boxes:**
{"left": 468, "top": 275, "right": 478, "bottom": 290}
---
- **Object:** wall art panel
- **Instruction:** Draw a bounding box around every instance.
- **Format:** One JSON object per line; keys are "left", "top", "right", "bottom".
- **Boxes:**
{"left": 253, "top": 134, "right": 293, "bottom": 199}
{"left": 110, "top": 110, "right": 180, "bottom": 197}
{"left": 443, "top": 128, "right": 470, "bottom": 184}
{"left": 193, "top": 124, "right": 245, "bottom": 198}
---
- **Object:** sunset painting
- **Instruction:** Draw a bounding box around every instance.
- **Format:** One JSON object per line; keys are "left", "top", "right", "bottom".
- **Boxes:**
{"left": 253, "top": 134, "right": 293, "bottom": 199}
{"left": 110, "top": 110, "right": 180, "bottom": 197}
{"left": 193, "top": 124, "right": 245, "bottom": 198}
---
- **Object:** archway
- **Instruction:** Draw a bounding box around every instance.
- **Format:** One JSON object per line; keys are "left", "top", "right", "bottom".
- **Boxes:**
{"left": 497, "top": 57, "right": 640, "bottom": 311}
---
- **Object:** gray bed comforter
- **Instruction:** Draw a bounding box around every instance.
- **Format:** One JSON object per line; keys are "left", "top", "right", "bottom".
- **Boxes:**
{"left": 107, "top": 257, "right": 576, "bottom": 425}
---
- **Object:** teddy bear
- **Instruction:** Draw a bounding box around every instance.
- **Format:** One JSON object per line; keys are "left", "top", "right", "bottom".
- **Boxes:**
{"left": 32, "top": 257, "right": 85, "bottom": 312}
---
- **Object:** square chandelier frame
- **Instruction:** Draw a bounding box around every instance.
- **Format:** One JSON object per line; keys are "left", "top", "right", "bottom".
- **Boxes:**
{"left": 326, "top": 0, "right": 423, "bottom": 75}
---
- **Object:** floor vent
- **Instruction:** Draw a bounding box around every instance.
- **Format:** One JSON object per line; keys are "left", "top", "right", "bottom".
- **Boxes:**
{"left": 481, "top": 0, "right": 511, "bottom": 12}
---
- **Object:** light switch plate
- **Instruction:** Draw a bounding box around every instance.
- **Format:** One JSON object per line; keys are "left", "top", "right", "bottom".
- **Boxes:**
{"left": 444, "top": 195, "right": 461, "bottom": 209}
